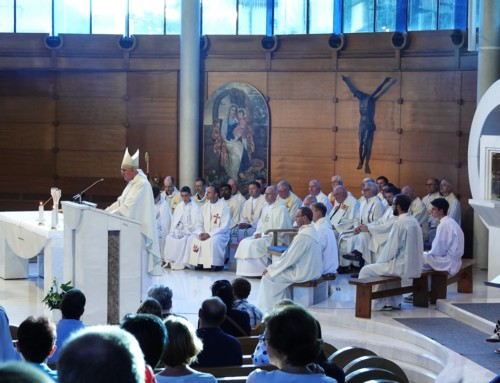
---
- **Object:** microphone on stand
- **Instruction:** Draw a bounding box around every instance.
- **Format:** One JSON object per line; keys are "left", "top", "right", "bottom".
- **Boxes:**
{"left": 73, "top": 178, "right": 104, "bottom": 204}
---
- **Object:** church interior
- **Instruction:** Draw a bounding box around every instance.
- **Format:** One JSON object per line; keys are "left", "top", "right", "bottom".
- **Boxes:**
{"left": 1, "top": 1, "right": 500, "bottom": 382}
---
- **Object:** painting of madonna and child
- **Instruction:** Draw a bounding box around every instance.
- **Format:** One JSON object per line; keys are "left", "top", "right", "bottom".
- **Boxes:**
{"left": 203, "top": 82, "right": 270, "bottom": 196}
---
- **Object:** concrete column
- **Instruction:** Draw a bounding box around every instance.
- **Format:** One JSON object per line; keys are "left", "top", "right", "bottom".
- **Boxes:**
{"left": 473, "top": 0, "right": 500, "bottom": 267}
{"left": 179, "top": 0, "right": 201, "bottom": 189}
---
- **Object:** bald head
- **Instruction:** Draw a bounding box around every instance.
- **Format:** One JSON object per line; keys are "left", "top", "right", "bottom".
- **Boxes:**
{"left": 199, "top": 297, "right": 226, "bottom": 328}
{"left": 333, "top": 185, "right": 348, "bottom": 203}
{"left": 401, "top": 185, "right": 417, "bottom": 201}
{"left": 308, "top": 179, "right": 321, "bottom": 196}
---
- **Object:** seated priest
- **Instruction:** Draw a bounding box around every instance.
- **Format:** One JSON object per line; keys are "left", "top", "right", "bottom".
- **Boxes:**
{"left": 256, "top": 207, "right": 323, "bottom": 313}
{"left": 188, "top": 185, "right": 230, "bottom": 271}
{"left": 235, "top": 185, "right": 292, "bottom": 277}
{"left": 163, "top": 186, "right": 201, "bottom": 270}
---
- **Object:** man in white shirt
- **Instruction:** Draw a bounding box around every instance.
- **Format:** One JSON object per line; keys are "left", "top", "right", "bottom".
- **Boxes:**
{"left": 227, "top": 179, "right": 246, "bottom": 227}
{"left": 163, "top": 186, "right": 201, "bottom": 270}
{"left": 235, "top": 186, "right": 292, "bottom": 277}
{"left": 188, "top": 185, "right": 230, "bottom": 271}
{"left": 312, "top": 202, "right": 338, "bottom": 274}
{"left": 232, "top": 181, "right": 266, "bottom": 241}
{"left": 308, "top": 179, "right": 332, "bottom": 214}
{"left": 329, "top": 185, "right": 360, "bottom": 237}
{"left": 327, "top": 175, "right": 344, "bottom": 207}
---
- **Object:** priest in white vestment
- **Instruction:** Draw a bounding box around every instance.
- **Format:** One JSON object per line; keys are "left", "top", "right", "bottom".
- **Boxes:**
{"left": 422, "top": 178, "right": 441, "bottom": 242}
{"left": 327, "top": 175, "right": 344, "bottom": 207}
{"left": 342, "top": 187, "right": 398, "bottom": 266}
{"left": 359, "top": 194, "right": 423, "bottom": 311}
{"left": 402, "top": 185, "right": 429, "bottom": 242}
{"left": 422, "top": 198, "right": 464, "bottom": 275}
{"left": 338, "top": 181, "right": 384, "bottom": 272}
{"left": 329, "top": 185, "right": 360, "bottom": 236}
{"left": 193, "top": 177, "right": 208, "bottom": 207}
{"left": 257, "top": 207, "right": 323, "bottom": 313}
{"left": 163, "top": 175, "right": 181, "bottom": 213}
{"left": 308, "top": 179, "right": 332, "bottom": 214}
{"left": 235, "top": 185, "right": 292, "bottom": 277}
{"left": 106, "top": 148, "right": 162, "bottom": 297}
{"left": 231, "top": 181, "right": 266, "bottom": 244}
{"left": 152, "top": 185, "right": 172, "bottom": 260}
{"left": 440, "top": 179, "right": 461, "bottom": 225}
{"left": 163, "top": 186, "right": 201, "bottom": 270}
{"left": 312, "top": 202, "right": 338, "bottom": 274}
{"left": 188, "top": 185, "right": 230, "bottom": 270}
{"left": 276, "top": 180, "right": 302, "bottom": 221}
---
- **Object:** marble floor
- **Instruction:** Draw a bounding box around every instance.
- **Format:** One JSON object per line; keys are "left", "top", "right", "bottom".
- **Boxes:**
{"left": 1, "top": 261, "right": 499, "bottom": 383}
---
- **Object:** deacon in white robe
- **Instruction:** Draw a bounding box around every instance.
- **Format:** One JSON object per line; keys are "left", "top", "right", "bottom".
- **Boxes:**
{"left": 231, "top": 181, "right": 266, "bottom": 244}
{"left": 422, "top": 198, "right": 464, "bottom": 276}
{"left": 164, "top": 186, "right": 201, "bottom": 270}
{"left": 188, "top": 186, "right": 230, "bottom": 270}
{"left": 312, "top": 203, "right": 339, "bottom": 274}
{"left": 235, "top": 186, "right": 292, "bottom": 277}
{"left": 257, "top": 207, "right": 323, "bottom": 313}
{"left": 276, "top": 180, "right": 302, "bottom": 221}
{"left": 308, "top": 179, "right": 333, "bottom": 214}
{"left": 106, "top": 148, "right": 162, "bottom": 297}
{"left": 359, "top": 194, "right": 423, "bottom": 310}
{"left": 153, "top": 186, "right": 172, "bottom": 260}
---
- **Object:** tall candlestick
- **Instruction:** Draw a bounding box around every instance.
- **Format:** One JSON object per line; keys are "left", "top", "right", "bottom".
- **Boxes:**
{"left": 51, "top": 206, "right": 57, "bottom": 229}
{"left": 38, "top": 202, "right": 44, "bottom": 224}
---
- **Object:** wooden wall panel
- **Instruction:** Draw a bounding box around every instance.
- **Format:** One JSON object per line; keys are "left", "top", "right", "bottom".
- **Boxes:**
{"left": 461, "top": 71, "right": 477, "bottom": 102}
{"left": 129, "top": 59, "right": 180, "bottom": 71}
{"left": 1, "top": 150, "right": 55, "bottom": 176}
{"left": 270, "top": 100, "right": 334, "bottom": 128}
{"left": 0, "top": 71, "right": 55, "bottom": 96}
{"left": 270, "top": 59, "right": 334, "bottom": 72}
{"left": 0, "top": 98, "right": 54, "bottom": 122}
{"left": 57, "top": 151, "right": 122, "bottom": 178}
{"left": 401, "top": 56, "right": 456, "bottom": 71}
{"left": 0, "top": 176, "right": 57, "bottom": 195}
{"left": 56, "top": 58, "right": 125, "bottom": 70}
{"left": 57, "top": 72, "right": 126, "bottom": 97}
{"left": 402, "top": 72, "right": 460, "bottom": 101}
{"left": 58, "top": 124, "right": 125, "bottom": 151}
{"left": 460, "top": 103, "right": 476, "bottom": 134}
{"left": 337, "top": 58, "right": 396, "bottom": 72}
{"left": 401, "top": 102, "right": 460, "bottom": 132}
{"left": 204, "top": 59, "right": 266, "bottom": 72}
{"left": 336, "top": 101, "right": 361, "bottom": 131}
{"left": 336, "top": 72, "right": 401, "bottom": 101}
{"left": 334, "top": 130, "right": 400, "bottom": 162}
{"left": 268, "top": 72, "right": 335, "bottom": 100}
{"left": 399, "top": 162, "right": 458, "bottom": 198}
{"left": 127, "top": 72, "right": 178, "bottom": 98}
{"left": 0, "top": 123, "right": 54, "bottom": 149}
{"left": 207, "top": 72, "right": 268, "bottom": 97}
{"left": 400, "top": 132, "right": 459, "bottom": 164}
{"left": 271, "top": 127, "right": 333, "bottom": 158}
{"left": 127, "top": 98, "right": 177, "bottom": 124}
{"left": 57, "top": 98, "right": 126, "bottom": 123}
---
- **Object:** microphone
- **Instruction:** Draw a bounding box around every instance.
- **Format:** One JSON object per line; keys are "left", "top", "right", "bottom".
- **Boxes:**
{"left": 73, "top": 178, "right": 104, "bottom": 204}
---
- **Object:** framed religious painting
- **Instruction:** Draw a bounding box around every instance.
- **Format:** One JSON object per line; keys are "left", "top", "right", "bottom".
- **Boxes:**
{"left": 202, "top": 82, "right": 270, "bottom": 195}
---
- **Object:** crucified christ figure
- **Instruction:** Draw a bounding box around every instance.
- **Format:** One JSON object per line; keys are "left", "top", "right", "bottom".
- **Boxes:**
{"left": 341, "top": 76, "right": 397, "bottom": 174}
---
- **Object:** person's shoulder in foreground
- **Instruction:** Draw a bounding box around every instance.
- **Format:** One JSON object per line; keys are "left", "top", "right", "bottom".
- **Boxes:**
{"left": 247, "top": 368, "right": 337, "bottom": 383}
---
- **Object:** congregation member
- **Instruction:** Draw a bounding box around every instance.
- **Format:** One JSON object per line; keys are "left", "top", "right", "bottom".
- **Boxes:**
{"left": 16, "top": 316, "right": 58, "bottom": 382}
{"left": 0, "top": 306, "right": 19, "bottom": 361}
{"left": 147, "top": 284, "right": 174, "bottom": 319}
{"left": 152, "top": 185, "right": 172, "bottom": 260}
{"left": 164, "top": 186, "right": 201, "bottom": 270}
{"left": 329, "top": 185, "right": 360, "bottom": 237}
{"left": 401, "top": 185, "right": 429, "bottom": 242}
{"left": 193, "top": 177, "right": 208, "bottom": 207}
{"left": 105, "top": 147, "right": 161, "bottom": 296}
{"left": 163, "top": 175, "right": 182, "bottom": 213}
{"left": 58, "top": 326, "right": 146, "bottom": 383}
{"left": 308, "top": 179, "right": 333, "bottom": 213}
{"left": 247, "top": 305, "right": 337, "bottom": 383}
{"left": 257, "top": 207, "right": 323, "bottom": 313}
{"left": 235, "top": 185, "right": 292, "bottom": 277}
{"left": 422, "top": 177, "right": 441, "bottom": 242}
{"left": 358, "top": 194, "right": 423, "bottom": 311}
{"left": 312, "top": 202, "right": 339, "bottom": 275}
{"left": 232, "top": 277, "right": 263, "bottom": 328}
{"left": 156, "top": 316, "right": 217, "bottom": 383}
{"left": 327, "top": 175, "right": 344, "bottom": 206}
{"left": 0, "top": 362, "right": 54, "bottom": 383}
{"left": 48, "top": 288, "right": 86, "bottom": 363}
{"left": 211, "top": 279, "right": 251, "bottom": 337}
{"left": 439, "top": 178, "right": 462, "bottom": 225}
{"left": 276, "top": 180, "right": 302, "bottom": 221}
{"left": 120, "top": 313, "right": 168, "bottom": 369}
{"left": 342, "top": 186, "right": 399, "bottom": 268}
{"left": 404, "top": 198, "right": 464, "bottom": 304}
{"left": 189, "top": 186, "right": 230, "bottom": 271}
{"left": 338, "top": 181, "right": 385, "bottom": 273}
{"left": 193, "top": 297, "right": 243, "bottom": 367}
{"left": 136, "top": 298, "right": 162, "bottom": 318}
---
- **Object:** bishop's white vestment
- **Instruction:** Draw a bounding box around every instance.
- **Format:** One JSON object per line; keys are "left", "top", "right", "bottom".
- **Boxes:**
{"left": 163, "top": 199, "right": 201, "bottom": 270}
{"left": 189, "top": 198, "right": 230, "bottom": 268}
{"left": 235, "top": 200, "right": 292, "bottom": 277}
{"left": 423, "top": 215, "right": 464, "bottom": 275}
{"left": 256, "top": 223, "right": 323, "bottom": 313}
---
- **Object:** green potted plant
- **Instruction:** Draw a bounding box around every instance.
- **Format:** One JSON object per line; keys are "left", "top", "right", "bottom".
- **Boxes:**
{"left": 42, "top": 278, "right": 73, "bottom": 310}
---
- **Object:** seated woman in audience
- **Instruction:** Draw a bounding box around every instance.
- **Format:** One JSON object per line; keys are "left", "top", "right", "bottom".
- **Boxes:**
{"left": 137, "top": 298, "right": 163, "bottom": 318}
{"left": 156, "top": 316, "right": 217, "bottom": 383}
{"left": 247, "top": 305, "right": 338, "bottom": 383}
{"left": 211, "top": 279, "right": 250, "bottom": 337}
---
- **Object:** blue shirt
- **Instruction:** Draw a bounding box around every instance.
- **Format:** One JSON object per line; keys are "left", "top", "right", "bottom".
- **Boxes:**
{"left": 48, "top": 319, "right": 85, "bottom": 363}
{"left": 32, "top": 363, "right": 58, "bottom": 382}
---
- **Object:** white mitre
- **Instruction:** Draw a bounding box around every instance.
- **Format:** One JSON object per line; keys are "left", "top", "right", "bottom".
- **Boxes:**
{"left": 121, "top": 147, "right": 139, "bottom": 169}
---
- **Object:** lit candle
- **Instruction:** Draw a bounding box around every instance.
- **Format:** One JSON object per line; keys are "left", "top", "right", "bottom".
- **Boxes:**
{"left": 38, "top": 202, "right": 44, "bottom": 224}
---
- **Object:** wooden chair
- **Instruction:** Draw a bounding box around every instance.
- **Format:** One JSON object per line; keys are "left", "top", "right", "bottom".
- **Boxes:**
{"left": 328, "top": 346, "right": 377, "bottom": 369}
{"left": 266, "top": 228, "right": 298, "bottom": 256}
{"left": 237, "top": 335, "right": 260, "bottom": 355}
{"left": 345, "top": 367, "right": 406, "bottom": 383}
{"left": 344, "top": 356, "right": 409, "bottom": 383}
{"left": 9, "top": 325, "right": 18, "bottom": 340}
{"left": 321, "top": 341, "right": 338, "bottom": 359}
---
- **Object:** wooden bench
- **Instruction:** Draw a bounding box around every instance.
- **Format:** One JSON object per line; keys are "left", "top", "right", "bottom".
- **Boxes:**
{"left": 349, "top": 259, "right": 475, "bottom": 318}
{"left": 292, "top": 273, "right": 336, "bottom": 307}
